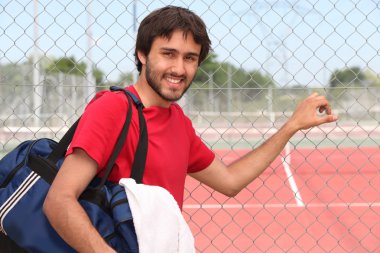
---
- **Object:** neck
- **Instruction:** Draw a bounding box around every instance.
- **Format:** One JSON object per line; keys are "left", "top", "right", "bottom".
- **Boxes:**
{"left": 134, "top": 76, "right": 172, "bottom": 108}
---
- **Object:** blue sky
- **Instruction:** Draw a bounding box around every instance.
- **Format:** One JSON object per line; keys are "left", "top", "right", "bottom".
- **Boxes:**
{"left": 1, "top": 0, "right": 379, "bottom": 86}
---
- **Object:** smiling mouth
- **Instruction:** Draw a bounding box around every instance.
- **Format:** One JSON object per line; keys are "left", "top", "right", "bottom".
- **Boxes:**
{"left": 165, "top": 73, "right": 187, "bottom": 86}
{"left": 166, "top": 77, "right": 181, "bottom": 84}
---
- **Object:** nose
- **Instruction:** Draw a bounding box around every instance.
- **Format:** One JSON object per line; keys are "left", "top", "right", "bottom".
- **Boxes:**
{"left": 170, "top": 58, "right": 186, "bottom": 76}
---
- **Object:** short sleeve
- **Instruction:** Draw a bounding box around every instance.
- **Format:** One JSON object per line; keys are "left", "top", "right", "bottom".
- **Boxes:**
{"left": 66, "top": 91, "right": 129, "bottom": 170}
{"left": 185, "top": 118, "right": 215, "bottom": 173}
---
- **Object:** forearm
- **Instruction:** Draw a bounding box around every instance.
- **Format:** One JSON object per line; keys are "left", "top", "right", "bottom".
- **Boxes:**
{"left": 43, "top": 195, "right": 115, "bottom": 253}
{"left": 43, "top": 149, "right": 115, "bottom": 253}
{"left": 192, "top": 93, "right": 337, "bottom": 197}
{"left": 227, "top": 121, "right": 298, "bottom": 193}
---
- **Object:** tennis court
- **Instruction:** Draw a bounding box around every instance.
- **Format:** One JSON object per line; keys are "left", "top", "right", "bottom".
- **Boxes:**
{"left": 1, "top": 1, "right": 380, "bottom": 252}
{"left": 183, "top": 126, "right": 380, "bottom": 252}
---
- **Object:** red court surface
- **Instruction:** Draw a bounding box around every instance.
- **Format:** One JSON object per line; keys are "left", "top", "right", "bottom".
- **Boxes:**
{"left": 183, "top": 147, "right": 380, "bottom": 253}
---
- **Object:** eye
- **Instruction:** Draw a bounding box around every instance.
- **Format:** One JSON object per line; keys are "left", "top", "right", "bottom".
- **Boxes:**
{"left": 163, "top": 51, "right": 174, "bottom": 58}
{"left": 185, "top": 55, "right": 197, "bottom": 62}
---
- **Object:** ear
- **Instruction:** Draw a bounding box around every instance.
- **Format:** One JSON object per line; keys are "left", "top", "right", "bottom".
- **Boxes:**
{"left": 137, "top": 51, "right": 147, "bottom": 65}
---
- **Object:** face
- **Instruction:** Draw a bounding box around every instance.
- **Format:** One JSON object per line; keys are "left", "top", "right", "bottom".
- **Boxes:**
{"left": 139, "top": 30, "right": 201, "bottom": 102}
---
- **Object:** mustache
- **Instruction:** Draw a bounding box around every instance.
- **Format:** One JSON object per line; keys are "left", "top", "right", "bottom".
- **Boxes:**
{"left": 164, "top": 73, "right": 186, "bottom": 80}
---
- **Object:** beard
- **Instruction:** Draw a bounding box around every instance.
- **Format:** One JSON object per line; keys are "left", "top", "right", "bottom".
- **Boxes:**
{"left": 145, "top": 58, "right": 193, "bottom": 102}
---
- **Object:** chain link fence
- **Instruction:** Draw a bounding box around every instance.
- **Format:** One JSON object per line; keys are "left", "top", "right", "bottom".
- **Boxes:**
{"left": 1, "top": 0, "right": 379, "bottom": 252}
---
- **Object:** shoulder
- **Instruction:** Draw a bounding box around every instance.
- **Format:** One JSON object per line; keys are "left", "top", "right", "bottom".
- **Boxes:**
{"left": 86, "top": 90, "right": 131, "bottom": 113}
{"left": 170, "top": 103, "right": 188, "bottom": 116}
{"left": 90, "top": 90, "right": 129, "bottom": 105}
{"left": 170, "top": 103, "right": 192, "bottom": 123}
{"left": 169, "top": 103, "right": 197, "bottom": 137}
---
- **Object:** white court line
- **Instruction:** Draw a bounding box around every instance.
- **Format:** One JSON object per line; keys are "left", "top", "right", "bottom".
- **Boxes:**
{"left": 183, "top": 202, "right": 380, "bottom": 209}
{"left": 283, "top": 143, "right": 305, "bottom": 207}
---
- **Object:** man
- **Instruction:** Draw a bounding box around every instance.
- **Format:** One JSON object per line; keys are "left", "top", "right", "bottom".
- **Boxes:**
{"left": 43, "top": 5, "right": 337, "bottom": 253}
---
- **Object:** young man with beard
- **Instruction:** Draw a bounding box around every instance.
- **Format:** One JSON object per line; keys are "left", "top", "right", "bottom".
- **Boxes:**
{"left": 43, "top": 5, "right": 337, "bottom": 253}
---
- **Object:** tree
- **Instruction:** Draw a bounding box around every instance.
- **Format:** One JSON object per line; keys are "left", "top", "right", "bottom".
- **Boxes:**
{"left": 46, "top": 57, "right": 86, "bottom": 76}
{"left": 117, "top": 72, "right": 135, "bottom": 85}
{"left": 329, "top": 66, "right": 366, "bottom": 87}
{"left": 194, "top": 53, "right": 274, "bottom": 90}
{"left": 194, "top": 53, "right": 219, "bottom": 85}
{"left": 190, "top": 53, "right": 275, "bottom": 110}
{"left": 363, "top": 69, "right": 380, "bottom": 87}
{"left": 241, "top": 69, "right": 274, "bottom": 99}
{"left": 92, "top": 67, "right": 104, "bottom": 86}
{"left": 45, "top": 57, "right": 104, "bottom": 85}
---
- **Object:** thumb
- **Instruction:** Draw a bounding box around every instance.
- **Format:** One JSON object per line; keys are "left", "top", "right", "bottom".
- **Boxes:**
{"left": 319, "top": 114, "right": 338, "bottom": 124}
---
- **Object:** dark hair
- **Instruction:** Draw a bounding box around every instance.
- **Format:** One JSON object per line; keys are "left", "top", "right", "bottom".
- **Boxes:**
{"left": 135, "top": 6, "right": 211, "bottom": 73}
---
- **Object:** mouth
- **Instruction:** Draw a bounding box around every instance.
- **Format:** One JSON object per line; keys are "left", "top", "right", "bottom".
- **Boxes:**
{"left": 165, "top": 75, "right": 185, "bottom": 87}
{"left": 167, "top": 77, "right": 181, "bottom": 84}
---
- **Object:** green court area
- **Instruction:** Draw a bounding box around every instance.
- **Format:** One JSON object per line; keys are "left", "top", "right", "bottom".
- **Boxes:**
{"left": 204, "top": 133, "right": 379, "bottom": 150}
{"left": 198, "top": 123, "right": 380, "bottom": 150}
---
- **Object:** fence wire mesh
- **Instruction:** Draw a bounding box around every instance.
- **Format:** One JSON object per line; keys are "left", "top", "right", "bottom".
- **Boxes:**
{"left": 1, "top": 0, "right": 379, "bottom": 252}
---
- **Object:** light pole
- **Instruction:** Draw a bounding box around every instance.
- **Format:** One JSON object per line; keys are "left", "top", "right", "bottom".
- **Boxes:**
{"left": 86, "top": 0, "right": 96, "bottom": 101}
{"left": 33, "top": 0, "right": 43, "bottom": 126}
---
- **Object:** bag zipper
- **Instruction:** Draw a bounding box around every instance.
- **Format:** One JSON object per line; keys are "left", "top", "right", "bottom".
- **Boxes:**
{"left": 0, "top": 140, "right": 39, "bottom": 188}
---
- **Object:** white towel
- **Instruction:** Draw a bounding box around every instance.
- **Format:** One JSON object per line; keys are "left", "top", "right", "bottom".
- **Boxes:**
{"left": 119, "top": 178, "right": 195, "bottom": 253}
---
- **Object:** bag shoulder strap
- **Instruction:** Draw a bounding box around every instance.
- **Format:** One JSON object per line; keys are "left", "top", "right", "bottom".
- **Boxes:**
{"left": 46, "top": 86, "right": 148, "bottom": 186}
{"left": 103, "top": 86, "right": 148, "bottom": 185}
{"left": 47, "top": 119, "right": 80, "bottom": 163}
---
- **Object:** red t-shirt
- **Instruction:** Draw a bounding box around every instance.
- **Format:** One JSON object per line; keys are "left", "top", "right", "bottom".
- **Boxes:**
{"left": 67, "top": 86, "right": 215, "bottom": 208}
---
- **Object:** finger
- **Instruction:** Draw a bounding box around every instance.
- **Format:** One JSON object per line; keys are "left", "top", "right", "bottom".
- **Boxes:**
{"left": 318, "top": 114, "right": 338, "bottom": 124}
{"left": 325, "top": 105, "right": 332, "bottom": 115}
{"left": 325, "top": 112, "right": 338, "bottom": 121}
{"left": 308, "top": 92, "right": 319, "bottom": 98}
{"left": 314, "top": 96, "right": 332, "bottom": 113}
